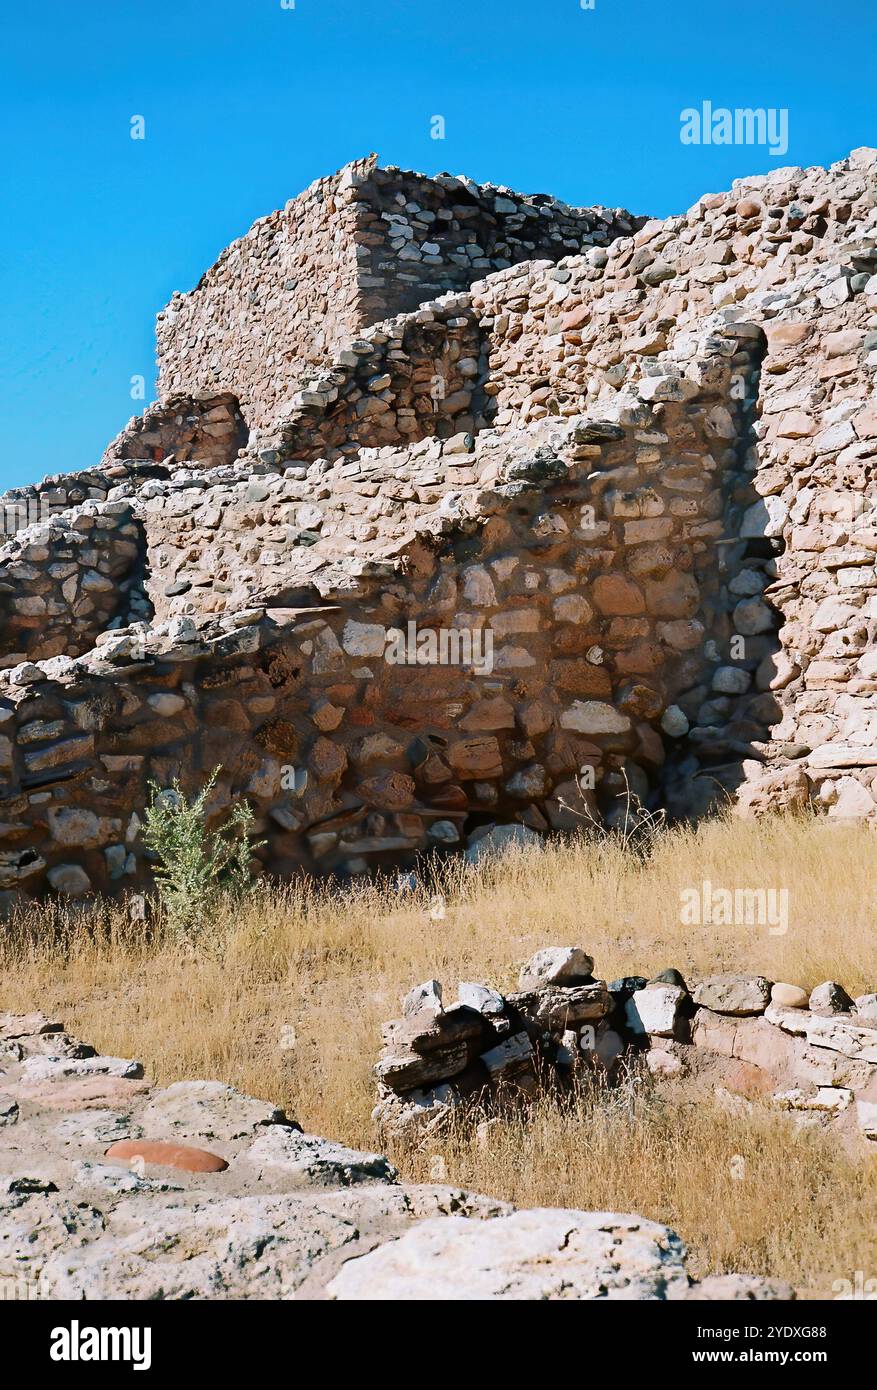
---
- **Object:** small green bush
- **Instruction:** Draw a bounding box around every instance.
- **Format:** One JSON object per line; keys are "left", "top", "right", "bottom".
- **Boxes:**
{"left": 142, "top": 768, "right": 263, "bottom": 941}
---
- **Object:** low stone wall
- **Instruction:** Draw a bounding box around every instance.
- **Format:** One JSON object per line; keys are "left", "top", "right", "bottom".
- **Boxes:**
{"left": 249, "top": 292, "right": 487, "bottom": 463}
{"left": 0, "top": 337, "right": 783, "bottom": 902}
{"left": 377, "top": 948, "right": 877, "bottom": 1146}
{"left": 0, "top": 501, "right": 146, "bottom": 666}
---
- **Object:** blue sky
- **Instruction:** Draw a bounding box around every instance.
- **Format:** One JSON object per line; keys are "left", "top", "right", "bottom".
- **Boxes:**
{"left": 1, "top": 0, "right": 875, "bottom": 491}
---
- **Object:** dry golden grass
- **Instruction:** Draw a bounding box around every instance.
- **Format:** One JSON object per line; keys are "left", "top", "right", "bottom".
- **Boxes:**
{"left": 1, "top": 810, "right": 875, "bottom": 1292}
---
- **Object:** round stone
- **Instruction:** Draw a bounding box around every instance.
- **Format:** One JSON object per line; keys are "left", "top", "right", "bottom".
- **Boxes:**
{"left": 808, "top": 981, "right": 854, "bottom": 1015}
{"left": 660, "top": 704, "right": 689, "bottom": 737}
{"left": 711, "top": 666, "right": 751, "bottom": 695}
{"left": 770, "top": 983, "right": 809, "bottom": 1009}
{"left": 46, "top": 864, "right": 92, "bottom": 897}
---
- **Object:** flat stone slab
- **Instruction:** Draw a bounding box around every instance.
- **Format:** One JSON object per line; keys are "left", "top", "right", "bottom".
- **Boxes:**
{"left": 246, "top": 1127, "right": 396, "bottom": 1188}
{"left": 766, "top": 1005, "right": 877, "bottom": 1062}
{"left": 326, "top": 1207, "right": 787, "bottom": 1301}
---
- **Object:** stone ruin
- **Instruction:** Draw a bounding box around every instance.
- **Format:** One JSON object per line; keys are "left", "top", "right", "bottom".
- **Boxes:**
{"left": 2, "top": 148, "right": 877, "bottom": 902}
{"left": 0, "top": 1006, "right": 791, "bottom": 1299}
{"left": 377, "top": 947, "right": 877, "bottom": 1148}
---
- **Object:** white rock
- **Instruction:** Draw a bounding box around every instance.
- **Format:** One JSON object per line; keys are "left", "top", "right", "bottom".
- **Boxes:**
{"left": 464, "top": 824, "right": 541, "bottom": 864}
{"left": 625, "top": 985, "right": 686, "bottom": 1037}
{"left": 402, "top": 980, "right": 443, "bottom": 1017}
{"left": 560, "top": 701, "right": 631, "bottom": 734}
{"left": 518, "top": 946, "right": 594, "bottom": 989}
{"left": 341, "top": 620, "right": 386, "bottom": 657}
{"left": 327, "top": 1207, "right": 692, "bottom": 1300}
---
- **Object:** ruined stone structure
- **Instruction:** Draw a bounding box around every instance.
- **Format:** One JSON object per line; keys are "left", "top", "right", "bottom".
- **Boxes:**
{"left": 377, "top": 948, "right": 877, "bottom": 1147}
{"left": 1, "top": 148, "right": 877, "bottom": 902}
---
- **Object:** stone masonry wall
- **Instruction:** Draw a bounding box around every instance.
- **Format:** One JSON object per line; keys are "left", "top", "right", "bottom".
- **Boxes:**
{"left": 1, "top": 149, "right": 877, "bottom": 905}
{"left": 155, "top": 156, "right": 640, "bottom": 437}
{"left": 0, "top": 502, "right": 147, "bottom": 666}
{"left": 0, "top": 345, "right": 768, "bottom": 904}
{"left": 101, "top": 393, "right": 247, "bottom": 471}
{"left": 249, "top": 292, "right": 487, "bottom": 464}
{"left": 377, "top": 949, "right": 877, "bottom": 1149}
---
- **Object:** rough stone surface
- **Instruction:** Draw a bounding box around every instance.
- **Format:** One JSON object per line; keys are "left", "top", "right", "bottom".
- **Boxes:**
{"left": 0, "top": 1009, "right": 785, "bottom": 1300}
{"left": 4, "top": 148, "right": 877, "bottom": 901}
{"left": 693, "top": 975, "right": 772, "bottom": 1016}
{"left": 380, "top": 952, "right": 877, "bottom": 1152}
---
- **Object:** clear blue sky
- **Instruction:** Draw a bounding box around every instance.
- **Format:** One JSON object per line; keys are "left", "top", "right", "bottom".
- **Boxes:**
{"left": 1, "top": 0, "right": 874, "bottom": 491}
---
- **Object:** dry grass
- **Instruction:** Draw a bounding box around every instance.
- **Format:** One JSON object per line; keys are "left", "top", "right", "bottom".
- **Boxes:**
{"left": 1, "top": 810, "right": 875, "bottom": 1293}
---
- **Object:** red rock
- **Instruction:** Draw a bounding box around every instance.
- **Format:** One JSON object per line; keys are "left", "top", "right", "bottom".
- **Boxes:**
{"left": 105, "top": 1139, "right": 228, "bottom": 1172}
{"left": 561, "top": 304, "right": 589, "bottom": 332}
{"left": 357, "top": 770, "right": 416, "bottom": 811}
{"left": 853, "top": 406, "right": 877, "bottom": 440}
{"left": 592, "top": 574, "right": 645, "bottom": 616}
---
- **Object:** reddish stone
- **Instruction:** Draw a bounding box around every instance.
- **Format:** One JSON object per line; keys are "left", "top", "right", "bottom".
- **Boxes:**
{"left": 853, "top": 406, "right": 877, "bottom": 440}
{"left": 561, "top": 305, "right": 589, "bottom": 332}
{"left": 592, "top": 574, "right": 645, "bottom": 616}
{"left": 765, "top": 322, "right": 811, "bottom": 349}
{"left": 357, "top": 771, "right": 416, "bottom": 811}
{"left": 724, "top": 1060, "right": 774, "bottom": 1097}
{"left": 105, "top": 1140, "right": 229, "bottom": 1173}
{"left": 429, "top": 783, "right": 468, "bottom": 810}
{"left": 9, "top": 1077, "right": 151, "bottom": 1111}
{"left": 447, "top": 736, "right": 503, "bottom": 779}
{"left": 548, "top": 659, "right": 613, "bottom": 699}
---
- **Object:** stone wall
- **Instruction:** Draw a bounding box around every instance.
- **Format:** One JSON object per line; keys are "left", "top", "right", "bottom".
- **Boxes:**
{"left": 155, "top": 157, "right": 640, "bottom": 436}
{"left": 0, "top": 501, "right": 147, "bottom": 666}
{"left": 465, "top": 148, "right": 877, "bottom": 815}
{"left": 248, "top": 292, "right": 487, "bottom": 464}
{"left": 0, "top": 346, "right": 772, "bottom": 903}
{"left": 1, "top": 148, "right": 877, "bottom": 904}
{"left": 101, "top": 393, "right": 247, "bottom": 471}
{"left": 377, "top": 949, "right": 877, "bottom": 1147}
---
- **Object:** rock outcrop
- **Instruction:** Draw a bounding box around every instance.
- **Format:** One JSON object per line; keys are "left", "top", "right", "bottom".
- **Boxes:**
{"left": 0, "top": 1009, "right": 789, "bottom": 1300}
{"left": 2, "top": 148, "right": 877, "bottom": 901}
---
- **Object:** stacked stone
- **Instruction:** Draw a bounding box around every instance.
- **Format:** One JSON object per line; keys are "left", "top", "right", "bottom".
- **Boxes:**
{"left": 0, "top": 500, "right": 146, "bottom": 664}
{"left": 379, "top": 955, "right": 877, "bottom": 1145}
{"left": 466, "top": 148, "right": 877, "bottom": 816}
{"left": 2, "top": 148, "right": 877, "bottom": 905}
{"left": 1, "top": 460, "right": 164, "bottom": 521}
{"left": 373, "top": 948, "right": 613, "bottom": 1139}
{"left": 155, "top": 159, "right": 370, "bottom": 427}
{"left": 0, "top": 342, "right": 794, "bottom": 902}
{"left": 246, "top": 293, "right": 486, "bottom": 464}
{"left": 155, "top": 156, "right": 640, "bottom": 435}
{"left": 101, "top": 392, "right": 246, "bottom": 471}
{"left": 348, "top": 161, "right": 639, "bottom": 333}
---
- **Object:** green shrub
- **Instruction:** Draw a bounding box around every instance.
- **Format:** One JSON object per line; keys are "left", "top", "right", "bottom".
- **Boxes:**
{"left": 142, "top": 768, "right": 263, "bottom": 941}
